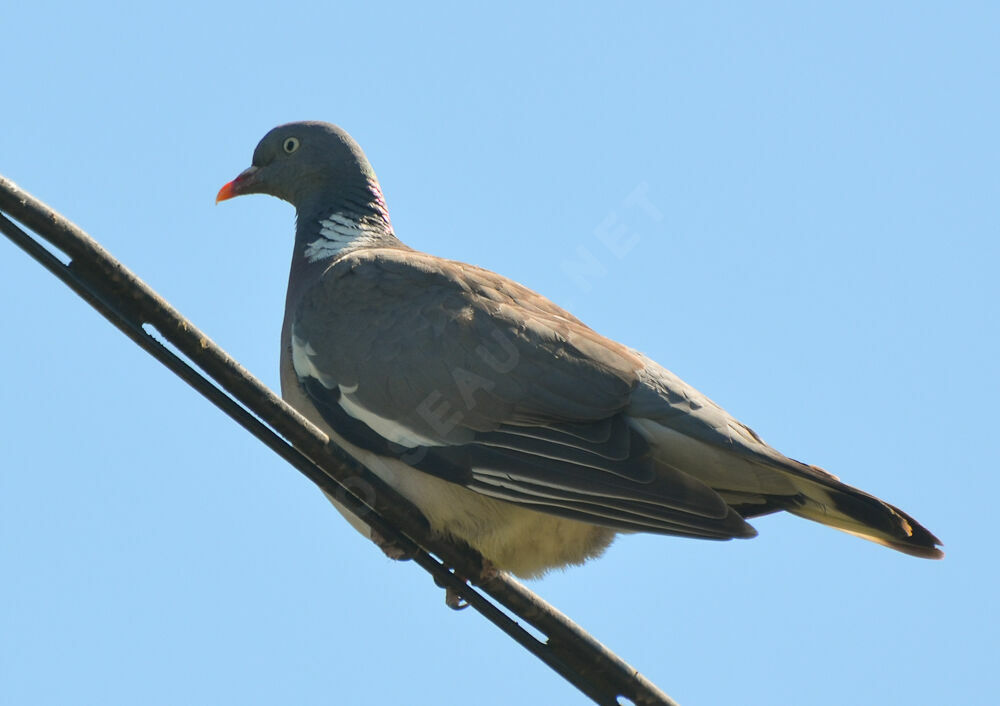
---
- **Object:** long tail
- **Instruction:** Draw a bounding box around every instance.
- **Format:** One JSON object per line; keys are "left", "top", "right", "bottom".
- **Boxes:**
{"left": 630, "top": 414, "right": 943, "bottom": 557}
{"left": 773, "top": 462, "right": 943, "bottom": 559}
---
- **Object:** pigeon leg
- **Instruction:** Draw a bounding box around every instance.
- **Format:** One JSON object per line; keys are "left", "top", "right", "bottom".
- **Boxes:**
{"left": 370, "top": 528, "right": 415, "bottom": 561}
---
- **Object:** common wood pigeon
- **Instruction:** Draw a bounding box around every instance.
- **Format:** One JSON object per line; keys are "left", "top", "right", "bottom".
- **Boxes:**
{"left": 217, "top": 121, "right": 942, "bottom": 578}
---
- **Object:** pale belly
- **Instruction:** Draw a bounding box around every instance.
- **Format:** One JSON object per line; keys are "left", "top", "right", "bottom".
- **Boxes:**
{"left": 321, "top": 429, "right": 618, "bottom": 578}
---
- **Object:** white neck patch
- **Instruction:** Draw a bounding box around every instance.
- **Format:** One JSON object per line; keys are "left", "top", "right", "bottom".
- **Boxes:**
{"left": 304, "top": 213, "right": 383, "bottom": 262}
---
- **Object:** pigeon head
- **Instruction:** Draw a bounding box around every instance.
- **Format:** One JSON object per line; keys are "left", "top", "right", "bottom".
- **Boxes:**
{"left": 216, "top": 121, "right": 392, "bottom": 231}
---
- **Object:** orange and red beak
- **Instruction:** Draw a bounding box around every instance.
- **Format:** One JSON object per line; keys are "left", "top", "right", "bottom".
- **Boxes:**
{"left": 215, "top": 165, "right": 260, "bottom": 203}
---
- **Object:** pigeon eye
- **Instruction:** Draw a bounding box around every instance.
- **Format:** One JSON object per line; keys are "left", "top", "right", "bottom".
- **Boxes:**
{"left": 283, "top": 137, "right": 300, "bottom": 154}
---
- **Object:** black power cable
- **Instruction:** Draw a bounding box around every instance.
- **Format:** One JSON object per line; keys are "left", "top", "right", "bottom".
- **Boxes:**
{"left": 0, "top": 175, "right": 679, "bottom": 706}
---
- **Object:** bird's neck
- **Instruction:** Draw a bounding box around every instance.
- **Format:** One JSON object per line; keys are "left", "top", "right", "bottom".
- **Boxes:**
{"left": 286, "top": 179, "right": 406, "bottom": 307}
{"left": 293, "top": 179, "right": 400, "bottom": 261}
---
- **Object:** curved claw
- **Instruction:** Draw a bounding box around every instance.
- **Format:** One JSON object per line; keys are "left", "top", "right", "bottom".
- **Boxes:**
{"left": 445, "top": 587, "right": 470, "bottom": 610}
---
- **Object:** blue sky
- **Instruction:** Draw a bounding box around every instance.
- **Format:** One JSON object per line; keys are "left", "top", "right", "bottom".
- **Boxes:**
{"left": 2, "top": 3, "right": 997, "bottom": 704}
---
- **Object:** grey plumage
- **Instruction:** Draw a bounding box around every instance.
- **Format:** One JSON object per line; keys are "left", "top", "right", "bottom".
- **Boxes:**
{"left": 217, "top": 121, "right": 942, "bottom": 577}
